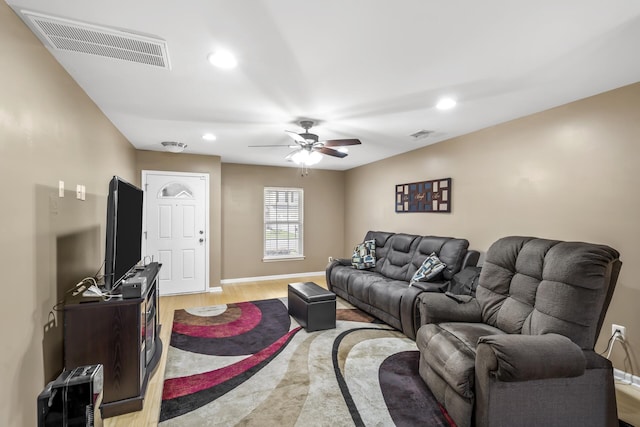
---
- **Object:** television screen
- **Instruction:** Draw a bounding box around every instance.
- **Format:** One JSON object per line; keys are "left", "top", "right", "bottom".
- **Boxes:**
{"left": 104, "top": 176, "right": 143, "bottom": 291}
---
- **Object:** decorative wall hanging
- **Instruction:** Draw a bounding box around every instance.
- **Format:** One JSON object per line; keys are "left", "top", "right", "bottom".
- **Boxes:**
{"left": 395, "top": 178, "right": 451, "bottom": 213}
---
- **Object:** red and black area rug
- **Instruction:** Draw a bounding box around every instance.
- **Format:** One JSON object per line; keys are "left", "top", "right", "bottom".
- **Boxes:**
{"left": 159, "top": 298, "right": 455, "bottom": 426}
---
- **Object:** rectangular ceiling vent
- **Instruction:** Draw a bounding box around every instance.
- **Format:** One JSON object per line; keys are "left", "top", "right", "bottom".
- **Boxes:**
{"left": 409, "top": 129, "right": 435, "bottom": 140}
{"left": 20, "top": 10, "right": 170, "bottom": 69}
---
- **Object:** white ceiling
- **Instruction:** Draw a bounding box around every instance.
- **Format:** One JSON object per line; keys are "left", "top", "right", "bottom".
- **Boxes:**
{"left": 7, "top": 0, "right": 640, "bottom": 170}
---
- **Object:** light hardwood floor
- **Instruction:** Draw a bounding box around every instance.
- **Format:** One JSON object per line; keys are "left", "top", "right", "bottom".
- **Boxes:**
{"left": 617, "top": 381, "right": 640, "bottom": 426}
{"left": 104, "top": 275, "right": 640, "bottom": 427}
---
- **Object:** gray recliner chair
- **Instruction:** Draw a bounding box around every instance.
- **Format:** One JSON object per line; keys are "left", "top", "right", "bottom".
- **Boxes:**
{"left": 415, "top": 236, "right": 622, "bottom": 427}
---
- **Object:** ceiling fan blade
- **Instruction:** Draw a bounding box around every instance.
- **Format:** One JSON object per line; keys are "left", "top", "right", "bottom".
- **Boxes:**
{"left": 285, "top": 130, "right": 307, "bottom": 144}
{"left": 321, "top": 138, "right": 362, "bottom": 147}
{"left": 316, "top": 146, "right": 348, "bottom": 158}
{"left": 248, "top": 144, "right": 297, "bottom": 148}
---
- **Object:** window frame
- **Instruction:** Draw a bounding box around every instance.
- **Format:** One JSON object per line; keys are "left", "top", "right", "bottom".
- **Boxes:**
{"left": 263, "top": 187, "right": 304, "bottom": 261}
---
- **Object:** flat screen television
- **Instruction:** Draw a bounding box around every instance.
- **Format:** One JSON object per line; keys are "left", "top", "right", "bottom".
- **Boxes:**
{"left": 104, "top": 176, "right": 144, "bottom": 291}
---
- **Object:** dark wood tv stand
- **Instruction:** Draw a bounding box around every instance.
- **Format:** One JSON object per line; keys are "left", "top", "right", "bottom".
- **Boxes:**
{"left": 64, "top": 262, "right": 162, "bottom": 418}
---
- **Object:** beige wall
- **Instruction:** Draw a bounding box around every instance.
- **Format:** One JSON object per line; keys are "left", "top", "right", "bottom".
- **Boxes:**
{"left": 221, "top": 164, "right": 345, "bottom": 279}
{"left": 0, "top": 3, "right": 137, "bottom": 426}
{"left": 344, "top": 82, "right": 640, "bottom": 373}
{"left": 135, "top": 151, "right": 222, "bottom": 287}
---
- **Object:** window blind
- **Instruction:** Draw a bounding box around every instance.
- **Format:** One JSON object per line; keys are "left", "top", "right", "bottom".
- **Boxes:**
{"left": 263, "top": 187, "right": 304, "bottom": 259}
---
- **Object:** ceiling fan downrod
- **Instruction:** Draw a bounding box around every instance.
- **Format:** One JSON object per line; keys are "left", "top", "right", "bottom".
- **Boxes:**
{"left": 298, "top": 120, "right": 318, "bottom": 143}
{"left": 299, "top": 120, "right": 314, "bottom": 131}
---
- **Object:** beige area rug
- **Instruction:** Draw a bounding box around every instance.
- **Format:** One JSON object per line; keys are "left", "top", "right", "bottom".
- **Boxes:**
{"left": 159, "top": 297, "right": 455, "bottom": 426}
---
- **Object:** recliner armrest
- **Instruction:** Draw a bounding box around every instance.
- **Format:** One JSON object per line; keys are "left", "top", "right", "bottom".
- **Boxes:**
{"left": 476, "top": 333, "right": 586, "bottom": 382}
{"left": 417, "top": 293, "right": 482, "bottom": 325}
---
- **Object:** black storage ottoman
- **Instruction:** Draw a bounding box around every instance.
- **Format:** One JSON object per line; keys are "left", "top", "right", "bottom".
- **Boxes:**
{"left": 288, "top": 282, "right": 336, "bottom": 332}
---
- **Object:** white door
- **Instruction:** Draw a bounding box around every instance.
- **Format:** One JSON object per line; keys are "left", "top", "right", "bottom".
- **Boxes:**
{"left": 142, "top": 171, "right": 209, "bottom": 295}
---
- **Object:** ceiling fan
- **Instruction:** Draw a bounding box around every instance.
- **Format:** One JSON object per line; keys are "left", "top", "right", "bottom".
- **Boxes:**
{"left": 249, "top": 120, "right": 361, "bottom": 165}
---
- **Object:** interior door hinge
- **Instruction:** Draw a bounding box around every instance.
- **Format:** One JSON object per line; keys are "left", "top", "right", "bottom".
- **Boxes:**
{"left": 144, "top": 231, "right": 147, "bottom": 240}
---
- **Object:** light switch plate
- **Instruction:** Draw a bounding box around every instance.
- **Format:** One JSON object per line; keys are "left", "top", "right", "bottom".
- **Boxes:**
{"left": 76, "top": 184, "right": 82, "bottom": 199}
{"left": 58, "top": 180, "right": 64, "bottom": 197}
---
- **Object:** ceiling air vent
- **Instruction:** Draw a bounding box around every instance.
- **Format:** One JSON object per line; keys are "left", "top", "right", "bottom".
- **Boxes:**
{"left": 19, "top": 10, "right": 170, "bottom": 69}
{"left": 409, "top": 129, "right": 434, "bottom": 140}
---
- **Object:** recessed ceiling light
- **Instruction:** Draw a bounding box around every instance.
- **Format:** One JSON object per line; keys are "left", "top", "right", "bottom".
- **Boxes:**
{"left": 207, "top": 50, "right": 237, "bottom": 69}
{"left": 202, "top": 133, "right": 217, "bottom": 141}
{"left": 436, "top": 97, "right": 456, "bottom": 110}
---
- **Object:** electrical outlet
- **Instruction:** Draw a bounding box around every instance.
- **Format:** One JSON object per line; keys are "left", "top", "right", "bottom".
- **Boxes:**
{"left": 612, "top": 324, "right": 626, "bottom": 340}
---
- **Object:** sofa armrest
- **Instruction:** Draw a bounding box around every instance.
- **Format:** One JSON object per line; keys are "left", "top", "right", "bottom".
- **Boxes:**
{"left": 417, "top": 292, "right": 482, "bottom": 325}
{"left": 476, "top": 333, "right": 586, "bottom": 382}
{"left": 462, "top": 250, "right": 480, "bottom": 269}
{"left": 410, "top": 281, "right": 447, "bottom": 293}
{"left": 325, "top": 259, "right": 351, "bottom": 292}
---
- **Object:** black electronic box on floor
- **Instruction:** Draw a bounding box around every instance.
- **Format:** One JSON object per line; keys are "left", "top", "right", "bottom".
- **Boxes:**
{"left": 37, "top": 364, "right": 103, "bottom": 426}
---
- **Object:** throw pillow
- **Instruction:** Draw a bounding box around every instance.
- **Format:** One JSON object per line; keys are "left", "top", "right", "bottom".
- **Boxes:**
{"left": 352, "top": 240, "right": 376, "bottom": 269}
{"left": 410, "top": 252, "right": 446, "bottom": 286}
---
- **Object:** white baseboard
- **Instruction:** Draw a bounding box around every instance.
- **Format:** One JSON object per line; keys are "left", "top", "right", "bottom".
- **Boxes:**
{"left": 614, "top": 368, "right": 640, "bottom": 389}
{"left": 220, "top": 271, "right": 325, "bottom": 285}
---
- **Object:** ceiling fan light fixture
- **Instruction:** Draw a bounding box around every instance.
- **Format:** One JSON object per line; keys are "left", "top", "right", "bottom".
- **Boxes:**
{"left": 308, "top": 151, "right": 323, "bottom": 164}
{"left": 161, "top": 141, "right": 187, "bottom": 153}
{"left": 291, "top": 150, "right": 322, "bottom": 166}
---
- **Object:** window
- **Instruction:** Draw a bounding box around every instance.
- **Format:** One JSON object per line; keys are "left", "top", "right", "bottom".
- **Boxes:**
{"left": 263, "top": 187, "right": 304, "bottom": 260}
{"left": 158, "top": 182, "right": 193, "bottom": 199}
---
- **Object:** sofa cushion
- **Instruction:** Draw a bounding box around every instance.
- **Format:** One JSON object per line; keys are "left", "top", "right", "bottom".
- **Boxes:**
{"left": 352, "top": 239, "right": 376, "bottom": 269}
{"left": 408, "top": 236, "right": 470, "bottom": 281}
{"left": 330, "top": 268, "right": 405, "bottom": 330}
{"left": 364, "top": 231, "right": 394, "bottom": 274}
{"left": 410, "top": 252, "right": 446, "bottom": 285}
{"left": 379, "top": 233, "right": 421, "bottom": 280}
{"left": 368, "top": 279, "right": 408, "bottom": 326}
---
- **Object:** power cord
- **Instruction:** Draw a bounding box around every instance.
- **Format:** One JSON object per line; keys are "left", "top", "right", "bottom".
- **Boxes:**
{"left": 51, "top": 261, "right": 112, "bottom": 316}
{"left": 606, "top": 330, "right": 625, "bottom": 359}
{"left": 601, "top": 330, "right": 635, "bottom": 385}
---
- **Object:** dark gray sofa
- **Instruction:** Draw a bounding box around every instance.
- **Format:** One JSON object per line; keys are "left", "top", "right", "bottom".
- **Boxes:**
{"left": 326, "top": 230, "right": 479, "bottom": 339}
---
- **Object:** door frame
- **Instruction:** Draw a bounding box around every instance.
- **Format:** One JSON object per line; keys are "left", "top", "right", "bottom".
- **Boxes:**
{"left": 141, "top": 170, "right": 210, "bottom": 294}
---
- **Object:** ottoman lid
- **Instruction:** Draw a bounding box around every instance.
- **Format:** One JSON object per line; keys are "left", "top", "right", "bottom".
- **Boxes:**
{"left": 289, "top": 282, "right": 336, "bottom": 302}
